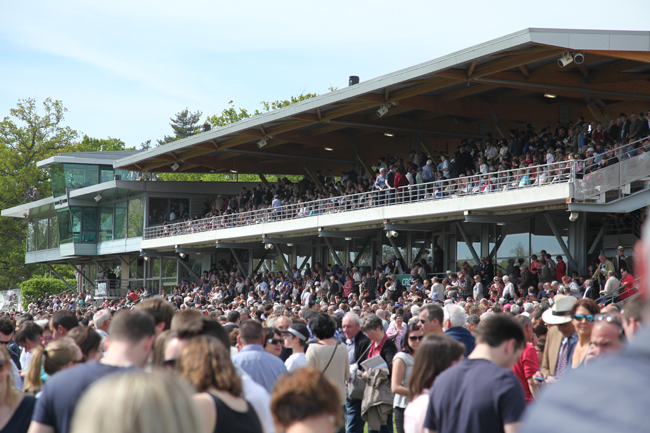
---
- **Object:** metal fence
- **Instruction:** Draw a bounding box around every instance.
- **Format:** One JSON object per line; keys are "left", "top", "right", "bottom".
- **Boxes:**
{"left": 0, "top": 290, "right": 21, "bottom": 312}
{"left": 143, "top": 137, "right": 649, "bottom": 241}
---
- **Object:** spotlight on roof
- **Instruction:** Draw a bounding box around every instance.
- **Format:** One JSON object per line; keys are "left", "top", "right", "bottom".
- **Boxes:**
{"left": 557, "top": 52, "right": 574, "bottom": 68}
{"left": 230, "top": 170, "right": 238, "bottom": 174}
{"left": 384, "top": 133, "right": 394, "bottom": 137}
{"left": 324, "top": 147, "right": 334, "bottom": 151}
{"left": 287, "top": 243, "right": 294, "bottom": 247}
{"left": 569, "top": 212, "right": 579, "bottom": 222}
{"left": 544, "top": 93, "right": 557, "bottom": 99}
{"left": 171, "top": 162, "right": 180, "bottom": 171}
{"left": 265, "top": 243, "right": 275, "bottom": 250}
{"left": 349, "top": 76, "right": 360, "bottom": 86}
{"left": 179, "top": 253, "right": 186, "bottom": 258}
{"left": 345, "top": 237, "right": 352, "bottom": 241}
{"left": 94, "top": 193, "right": 102, "bottom": 203}
{"left": 257, "top": 138, "right": 268, "bottom": 149}
{"left": 376, "top": 104, "right": 390, "bottom": 117}
{"left": 574, "top": 53, "right": 585, "bottom": 65}
{"left": 386, "top": 230, "right": 398, "bottom": 238}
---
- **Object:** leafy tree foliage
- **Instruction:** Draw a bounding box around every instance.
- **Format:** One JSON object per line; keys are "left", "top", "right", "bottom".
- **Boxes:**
{"left": 157, "top": 108, "right": 204, "bottom": 145}
{"left": 73, "top": 135, "right": 135, "bottom": 152}
{"left": 20, "top": 277, "right": 75, "bottom": 309}
{"left": 0, "top": 98, "right": 78, "bottom": 288}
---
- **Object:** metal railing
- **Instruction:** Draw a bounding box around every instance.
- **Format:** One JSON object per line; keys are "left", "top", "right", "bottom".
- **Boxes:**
{"left": 144, "top": 159, "right": 575, "bottom": 240}
{"left": 0, "top": 290, "right": 22, "bottom": 312}
{"left": 573, "top": 137, "right": 650, "bottom": 201}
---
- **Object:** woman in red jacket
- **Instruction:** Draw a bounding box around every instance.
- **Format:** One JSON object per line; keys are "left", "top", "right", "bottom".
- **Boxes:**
{"left": 394, "top": 167, "right": 410, "bottom": 202}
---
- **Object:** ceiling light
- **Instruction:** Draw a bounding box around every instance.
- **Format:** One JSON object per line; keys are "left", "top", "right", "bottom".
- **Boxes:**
{"left": 324, "top": 147, "right": 334, "bottom": 151}
{"left": 171, "top": 162, "right": 180, "bottom": 171}
{"left": 179, "top": 253, "right": 186, "bottom": 258}
{"left": 257, "top": 138, "right": 268, "bottom": 148}
{"left": 230, "top": 170, "right": 238, "bottom": 174}
{"left": 376, "top": 104, "right": 390, "bottom": 117}
{"left": 574, "top": 53, "right": 585, "bottom": 64}
{"left": 345, "top": 237, "right": 352, "bottom": 241}
{"left": 544, "top": 93, "right": 557, "bottom": 99}
{"left": 384, "top": 133, "right": 394, "bottom": 137}
{"left": 94, "top": 193, "right": 102, "bottom": 202}
{"left": 287, "top": 243, "right": 293, "bottom": 247}
{"left": 557, "top": 52, "right": 573, "bottom": 68}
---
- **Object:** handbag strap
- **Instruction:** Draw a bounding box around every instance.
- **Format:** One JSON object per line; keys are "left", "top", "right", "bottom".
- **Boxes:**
{"left": 322, "top": 342, "right": 340, "bottom": 373}
{"left": 355, "top": 340, "right": 372, "bottom": 365}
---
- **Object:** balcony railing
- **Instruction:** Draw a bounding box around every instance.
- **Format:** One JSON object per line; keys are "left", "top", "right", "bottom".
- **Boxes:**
{"left": 142, "top": 137, "right": 649, "bottom": 241}
{"left": 143, "top": 160, "right": 575, "bottom": 240}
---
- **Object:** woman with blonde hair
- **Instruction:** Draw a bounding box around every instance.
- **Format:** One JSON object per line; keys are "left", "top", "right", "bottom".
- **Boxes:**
{"left": 22, "top": 337, "right": 83, "bottom": 395}
{"left": 70, "top": 371, "right": 203, "bottom": 433}
{"left": 0, "top": 345, "right": 35, "bottom": 433}
{"left": 179, "top": 335, "right": 263, "bottom": 433}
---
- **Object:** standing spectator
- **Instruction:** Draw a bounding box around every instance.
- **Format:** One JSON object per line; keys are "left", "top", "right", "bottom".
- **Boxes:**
{"left": 442, "top": 304, "right": 475, "bottom": 357}
{"left": 618, "top": 267, "right": 636, "bottom": 300}
{"left": 600, "top": 271, "right": 620, "bottom": 303}
{"left": 568, "top": 299, "right": 599, "bottom": 370}
{"left": 233, "top": 320, "right": 287, "bottom": 393}
{"left": 391, "top": 322, "right": 423, "bottom": 433}
{"left": 472, "top": 275, "right": 485, "bottom": 301}
{"left": 555, "top": 255, "right": 567, "bottom": 281}
{"left": 180, "top": 335, "right": 263, "bottom": 433}
{"left": 424, "top": 315, "right": 526, "bottom": 433}
{"left": 418, "top": 304, "right": 444, "bottom": 336}
{"left": 0, "top": 345, "right": 35, "bottom": 433}
{"left": 306, "top": 314, "right": 349, "bottom": 408}
{"left": 539, "top": 296, "right": 577, "bottom": 379}
{"left": 386, "top": 314, "right": 407, "bottom": 352}
{"left": 592, "top": 254, "right": 615, "bottom": 289}
{"left": 342, "top": 313, "right": 371, "bottom": 433}
{"left": 513, "top": 316, "right": 540, "bottom": 404}
{"left": 29, "top": 310, "right": 156, "bottom": 433}
{"left": 50, "top": 310, "right": 80, "bottom": 340}
{"left": 281, "top": 323, "right": 309, "bottom": 372}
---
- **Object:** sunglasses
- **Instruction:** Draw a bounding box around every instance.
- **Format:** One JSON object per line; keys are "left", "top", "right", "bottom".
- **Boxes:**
{"left": 573, "top": 314, "right": 594, "bottom": 322}
{"left": 408, "top": 335, "right": 423, "bottom": 342}
{"left": 267, "top": 338, "right": 283, "bottom": 345}
{"left": 595, "top": 314, "right": 622, "bottom": 327}
{"left": 0, "top": 340, "right": 11, "bottom": 345}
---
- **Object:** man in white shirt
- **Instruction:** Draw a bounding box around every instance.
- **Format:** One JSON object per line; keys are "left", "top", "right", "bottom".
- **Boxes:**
{"left": 430, "top": 277, "right": 445, "bottom": 300}
{"left": 473, "top": 275, "right": 485, "bottom": 301}
{"left": 503, "top": 275, "right": 516, "bottom": 300}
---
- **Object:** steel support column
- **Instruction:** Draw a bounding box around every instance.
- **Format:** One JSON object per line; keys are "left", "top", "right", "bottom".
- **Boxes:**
{"left": 544, "top": 213, "right": 578, "bottom": 272}
{"left": 454, "top": 222, "right": 481, "bottom": 265}
{"left": 177, "top": 258, "right": 200, "bottom": 280}
{"left": 47, "top": 264, "right": 76, "bottom": 293}
{"left": 274, "top": 244, "right": 292, "bottom": 271}
{"left": 323, "top": 237, "right": 344, "bottom": 268}
{"left": 68, "top": 262, "right": 96, "bottom": 289}
{"left": 388, "top": 236, "right": 404, "bottom": 261}
{"left": 230, "top": 248, "right": 246, "bottom": 277}
{"left": 253, "top": 250, "right": 269, "bottom": 273}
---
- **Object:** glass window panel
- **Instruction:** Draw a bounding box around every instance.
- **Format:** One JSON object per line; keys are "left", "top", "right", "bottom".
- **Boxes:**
{"left": 100, "top": 166, "right": 114, "bottom": 183}
{"left": 114, "top": 204, "right": 127, "bottom": 240}
{"left": 531, "top": 216, "right": 568, "bottom": 257}
{"left": 48, "top": 216, "right": 59, "bottom": 248}
{"left": 51, "top": 165, "right": 66, "bottom": 198}
{"left": 151, "top": 258, "right": 161, "bottom": 277}
{"left": 57, "top": 209, "right": 72, "bottom": 244}
{"left": 456, "top": 241, "right": 481, "bottom": 261}
{"left": 99, "top": 208, "right": 114, "bottom": 242}
{"left": 26, "top": 221, "right": 36, "bottom": 252}
{"left": 83, "top": 208, "right": 97, "bottom": 231}
{"left": 148, "top": 198, "right": 168, "bottom": 226}
{"left": 170, "top": 198, "right": 190, "bottom": 221}
{"left": 37, "top": 219, "right": 48, "bottom": 250}
{"left": 70, "top": 207, "right": 82, "bottom": 242}
{"left": 163, "top": 258, "right": 177, "bottom": 278}
{"left": 63, "top": 164, "right": 99, "bottom": 190}
{"left": 497, "top": 233, "right": 529, "bottom": 259}
{"left": 127, "top": 198, "right": 144, "bottom": 238}
{"left": 145, "top": 279, "right": 160, "bottom": 295}
{"left": 115, "top": 169, "right": 140, "bottom": 181}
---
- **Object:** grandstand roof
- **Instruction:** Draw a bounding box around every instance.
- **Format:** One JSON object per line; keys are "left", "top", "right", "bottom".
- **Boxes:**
{"left": 113, "top": 28, "right": 650, "bottom": 176}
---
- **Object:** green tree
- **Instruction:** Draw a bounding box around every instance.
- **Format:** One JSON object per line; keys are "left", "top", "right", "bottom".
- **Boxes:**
{"left": 0, "top": 98, "right": 78, "bottom": 288}
{"left": 157, "top": 108, "right": 204, "bottom": 146}
{"left": 72, "top": 135, "right": 135, "bottom": 152}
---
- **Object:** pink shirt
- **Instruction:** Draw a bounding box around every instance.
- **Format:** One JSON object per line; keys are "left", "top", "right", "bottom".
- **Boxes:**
{"left": 404, "top": 390, "right": 429, "bottom": 433}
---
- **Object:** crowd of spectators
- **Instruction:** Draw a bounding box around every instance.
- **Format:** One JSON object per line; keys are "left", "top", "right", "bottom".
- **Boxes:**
{"left": 2, "top": 239, "right": 640, "bottom": 433}
{"left": 149, "top": 113, "right": 650, "bottom": 238}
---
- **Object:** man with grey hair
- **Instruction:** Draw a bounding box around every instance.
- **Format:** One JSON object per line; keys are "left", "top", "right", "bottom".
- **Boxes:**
{"left": 443, "top": 304, "right": 475, "bottom": 356}
{"left": 503, "top": 275, "right": 515, "bottom": 301}
{"left": 465, "top": 315, "right": 480, "bottom": 334}
{"left": 342, "top": 312, "right": 370, "bottom": 433}
{"left": 522, "top": 303, "right": 534, "bottom": 317}
{"left": 511, "top": 304, "right": 522, "bottom": 314}
{"left": 376, "top": 309, "right": 389, "bottom": 331}
{"left": 93, "top": 309, "right": 111, "bottom": 342}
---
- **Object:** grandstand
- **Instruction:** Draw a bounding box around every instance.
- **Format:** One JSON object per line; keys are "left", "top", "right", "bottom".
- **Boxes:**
{"left": 3, "top": 28, "right": 650, "bottom": 296}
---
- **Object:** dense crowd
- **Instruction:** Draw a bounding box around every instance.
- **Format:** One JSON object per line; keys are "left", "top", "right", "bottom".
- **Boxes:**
{"left": 150, "top": 113, "right": 650, "bottom": 237}
{"left": 0, "top": 239, "right": 641, "bottom": 433}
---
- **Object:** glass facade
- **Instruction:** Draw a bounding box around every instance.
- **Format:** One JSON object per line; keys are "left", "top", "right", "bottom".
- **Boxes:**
{"left": 26, "top": 216, "right": 60, "bottom": 251}
{"left": 99, "top": 207, "right": 114, "bottom": 242}
{"left": 148, "top": 197, "right": 190, "bottom": 226}
{"left": 115, "top": 204, "right": 127, "bottom": 240}
{"left": 50, "top": 163, "right": 141, "bottom": 198}
{"left": 127, "top": 198, "right": 144, "bottom": 238}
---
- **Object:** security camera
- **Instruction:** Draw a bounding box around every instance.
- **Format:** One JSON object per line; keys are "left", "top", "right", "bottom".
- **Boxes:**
{"left": 557, "top": 53, "right": 574, "bottom": 68}
{"left": 376, "top": 104, "right": 390, "bottom": 117}
{"left": 569, "top": 212, "right": 579, "bottom": 222}
{"left": 573, "top": 53, "right": 585, "bottom": 65}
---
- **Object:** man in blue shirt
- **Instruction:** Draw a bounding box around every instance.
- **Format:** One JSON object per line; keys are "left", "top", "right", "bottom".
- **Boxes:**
{"left": 233, "top": 319, "right": 287, "bottom": 393}
{"left": 374, "top": 168, "right": 387, "bottom": 205}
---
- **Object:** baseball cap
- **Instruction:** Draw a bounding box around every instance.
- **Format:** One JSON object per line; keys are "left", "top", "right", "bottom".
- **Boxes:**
{"left": 280, "top": 323, "right": 310, "bottom": 341}
{"left": 432, "top": 293, "right": 440, "bottom": 300}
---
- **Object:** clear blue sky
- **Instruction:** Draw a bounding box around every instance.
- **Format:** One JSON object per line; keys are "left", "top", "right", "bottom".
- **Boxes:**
{"left": 1, "top": 0, "right": 648, "bottom": 148}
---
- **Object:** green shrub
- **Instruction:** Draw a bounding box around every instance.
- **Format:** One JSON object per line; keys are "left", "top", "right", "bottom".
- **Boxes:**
{"left": 20, "top": 278, "right": 76, "bottom": 309}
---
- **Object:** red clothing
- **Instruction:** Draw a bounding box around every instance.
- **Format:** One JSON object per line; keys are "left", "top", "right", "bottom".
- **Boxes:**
{"left": 368, "top": 334, "right": 388, "bottom": 359}
{"left": 343, "top": 281, "right": 354, "bottom": 297}
{"left": 128, "top": 292, "right": 138, "bottom": 302}
{"left": 555, "top": 261, "right": 567, "bottom": 281}
{"left": 512, "top": 342, "right": 539, "bottom": 404}
{"left": 619, "top": 273, "right": 636, "bottom": 300}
